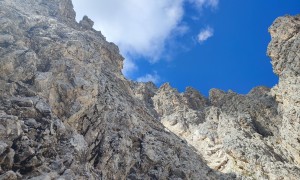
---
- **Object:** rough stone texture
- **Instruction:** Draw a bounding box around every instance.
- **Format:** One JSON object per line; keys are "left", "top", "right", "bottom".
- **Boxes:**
{"left": 0, "top": 0, "right": 299, "bottom": 179}
{"left": 130, "top": 15, "right": 300, "bottom": 179}
{"left": 148, "top": 85, "right": 300, "bottom": 179}
{"left": 268, "top": 15, "right": 300, "bottom": 166}
{"left": 0, "top": 0, "right": 234, "bottom": 179}
{"left": 79, "top": 16, "right": 94, "bottom": 30}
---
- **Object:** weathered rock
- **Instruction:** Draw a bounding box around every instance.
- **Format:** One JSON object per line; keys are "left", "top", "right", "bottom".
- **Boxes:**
{"left": 0, "top": 171, "right": 18, "bottom": 180}
{"left": 0, "top": 0, "right": 299, "bottom": 179}
{"left": 0, "top": 0, "right": 233, "bottom": 179}
{"left": 268, "top": 15, "right": 300, "bottom": 165}
{"left": 79, "top": 15, "right": 94, "bottom": 30}
{"left": 139, "top": 82, "right": 299, "bottom": 179}
{"left": 131, "top": 15, "right": 300, "bottom": 179}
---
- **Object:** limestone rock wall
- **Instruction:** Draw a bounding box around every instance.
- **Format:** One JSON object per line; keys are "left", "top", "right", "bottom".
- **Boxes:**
{"left": 0, "top": 0, "right": 233, "bottom": 179}
{"left": 268, "top": 15, "right": 300, "bottom": 165}
{"left": 0, "top": 0, "right": 299, "bottom": 179}
{"left": 130, "top": 15, "right": 300, "bottom": 179}
{"left": 147, "top": 85, "right": 300, "bottom": 179}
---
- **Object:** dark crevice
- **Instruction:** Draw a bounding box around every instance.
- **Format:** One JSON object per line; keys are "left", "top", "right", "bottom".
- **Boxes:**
{"left": 88, "top": 131, "right": 106, "bottom": 167}
{"left": 22, "top": 76, "right": 35, "bottom": 86}
{"left": 36, "top": 60, "right": 51, "bottom": 72}
{"left": 0, "top": 42, "right": 11, "bottom": 48}
{"left": 252, "top": 118, "right": 273, "bottom": 137}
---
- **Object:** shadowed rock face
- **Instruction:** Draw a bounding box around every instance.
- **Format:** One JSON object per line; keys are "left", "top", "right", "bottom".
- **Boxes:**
{"left": 0, "top": 0, "right": 299, "bottom": 179}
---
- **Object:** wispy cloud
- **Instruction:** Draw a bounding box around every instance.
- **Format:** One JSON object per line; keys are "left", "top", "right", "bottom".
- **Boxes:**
{"left": 122, "top": 58, "right": 138, "bottom": 77}
{"left": 188, "top": 0, "right": 219, "bottom": 10}
{"left": 198, "top": 27, "right": 214, "bottom": 43}
{"left": 137, "top": 72, "right": 160, "bottom": 84}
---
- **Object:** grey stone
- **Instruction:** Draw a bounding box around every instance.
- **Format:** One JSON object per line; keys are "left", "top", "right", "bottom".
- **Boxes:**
{"left": 0, "top": 171, "right": 17, "bottom": 180}
{"left": 79, "top": 15, "right": 94, "bottom": 30}
{"left": 0, "top": 0, "right": 232, "bottom": 179}
{"left": 35, "top": 101, "right": 51, "bottom": 116}
{"left": 0, "top": 0, "right": 299, "bottom": 179}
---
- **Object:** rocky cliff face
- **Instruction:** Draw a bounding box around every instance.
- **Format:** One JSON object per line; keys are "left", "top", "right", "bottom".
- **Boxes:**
{"left": 0, "top": 0, "right": 299, "bottom": 179}
{"left": 131, "top": 15, "right": 300, "bottom": 180}
{"left": 0, "top": 0, "right": 234, "bottom": 179}
{"left": 268, "top": 15, "right": 300, "bottom": 166}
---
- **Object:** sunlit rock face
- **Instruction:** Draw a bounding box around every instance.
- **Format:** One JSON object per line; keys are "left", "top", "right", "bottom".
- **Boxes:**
{"left": 268, "top": 15, "right": 300, "bottom": 166}
{"left": 132, "top": 16, "right": 300, "bottom": 180}
{"left": 0, "top": 0, "right": 299, "bottom": 179}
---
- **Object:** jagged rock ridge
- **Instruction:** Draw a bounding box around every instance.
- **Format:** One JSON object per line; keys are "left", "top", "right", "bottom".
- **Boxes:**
{"left": 131, "top": 15, "right": 300, "bottom": 179}
{"left": 0, "top": 0, "right": 299, "bottom": 179}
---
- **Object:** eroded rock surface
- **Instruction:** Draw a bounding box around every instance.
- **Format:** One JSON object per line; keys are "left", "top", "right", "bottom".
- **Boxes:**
{"left": 0, "top": 0, "right": 299, "bottom": 179}
{"left": 131, "top": 15, "right": 300, "bottom": 179}
{"left": 268, "top": 15, "right": 300, "bottom": 166}
{"left": 0, "top": 0, "right": 233, "bottom": 179}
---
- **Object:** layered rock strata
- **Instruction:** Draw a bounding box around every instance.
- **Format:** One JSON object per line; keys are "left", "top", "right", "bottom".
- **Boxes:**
{"left": 0, "top": 0, "right": 300, "bottom": 179}
{"left": 0, "top": 0, "right": 233, "bottom": 179}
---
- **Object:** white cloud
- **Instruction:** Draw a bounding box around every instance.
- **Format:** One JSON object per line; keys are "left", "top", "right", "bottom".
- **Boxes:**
{"left": 137, "top": 73, "right": 160, "bottom": 84}
{"left": 188, "top": 0, "right": 219, "bottom": 10}
{"left": 122, "top": 58, "right": 138, "bottom": 77}
{"left": 198, "top": 27, "right": 214, "bottom": 43}
{"left": 72, "top": 0, "right": 219, "bottom": 82}
{"left": 72, "top": 0, "right": 185, "bottom": 62}
{"left": 173, "top": 24, "right": 190, "bottom": 36}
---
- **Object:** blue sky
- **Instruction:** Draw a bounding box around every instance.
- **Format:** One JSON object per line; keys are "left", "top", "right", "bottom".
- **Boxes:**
{"left": 72, "top": 0, "right": 300, "bottom": 96}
